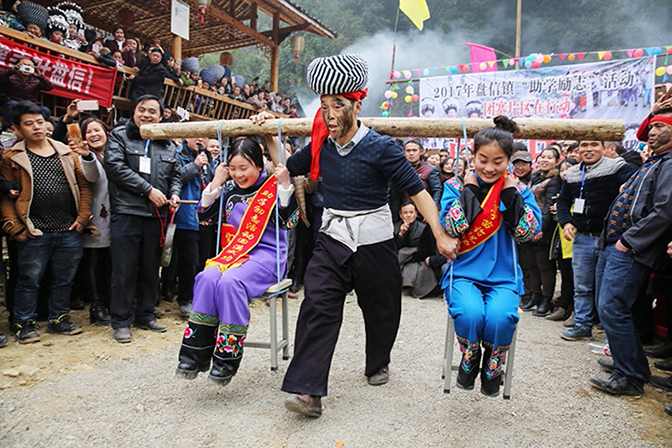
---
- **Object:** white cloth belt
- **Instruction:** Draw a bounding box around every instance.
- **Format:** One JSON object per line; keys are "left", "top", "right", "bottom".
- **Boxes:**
{"left": 320, "top": 204, "right": 393, "bottom": 253}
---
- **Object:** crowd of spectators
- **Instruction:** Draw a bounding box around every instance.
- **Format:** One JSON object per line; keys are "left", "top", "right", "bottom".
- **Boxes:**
{"left": 1, "top": 1, "right": 300, "bottom": 121}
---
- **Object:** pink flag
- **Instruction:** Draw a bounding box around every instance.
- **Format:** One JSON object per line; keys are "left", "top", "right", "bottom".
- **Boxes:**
{"left": 462, "top": 42, "right": 497, "bottom": 73}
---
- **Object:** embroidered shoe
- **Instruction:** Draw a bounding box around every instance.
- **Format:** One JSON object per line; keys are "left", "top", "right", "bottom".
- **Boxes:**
{"left": 456, "top": 349, "right": 481, "bottom": 391}
{"left": 560, "top": 326, "right": 592, "bottom": 341}
{"left": 46, "top": 314, "right": 83, "bottom": 335}
{"left": 16, "top": 320, "right": 41, "bottom": 344}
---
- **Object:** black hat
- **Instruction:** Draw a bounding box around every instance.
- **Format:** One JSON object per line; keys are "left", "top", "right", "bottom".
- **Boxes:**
{"left": 17, "top": 1, "right": 49, "bottom": 33}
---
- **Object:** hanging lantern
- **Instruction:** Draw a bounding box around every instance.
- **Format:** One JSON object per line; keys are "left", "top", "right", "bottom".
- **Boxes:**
{"left": 219, "top": 52, "right": 232, "bottom": 66}
{"left": 118, "top": 8, "right": 135, "bottom": 27}
{"left": 290, "top": 35, "right": 305, "bottom": 65}
{"left": 197, "top": 0, "right": 212, "bottom": 24}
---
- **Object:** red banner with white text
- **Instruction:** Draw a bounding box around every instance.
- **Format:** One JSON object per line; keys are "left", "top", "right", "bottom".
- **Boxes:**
{"left": 0, "top": 36, "right": 116, "bottom": 107}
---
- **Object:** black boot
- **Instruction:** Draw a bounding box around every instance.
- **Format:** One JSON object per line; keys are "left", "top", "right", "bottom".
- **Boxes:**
{"left": 520, "top": 292, "right": 541, "bottom": 312}
{"left": 456, "top": 338, "right": 481, "bottom": 391}
{"left": 532, "top": 295, "right": 553, "bottom": 317}
{"left": 89, "top": 301, "right": 111, "bottom": 325}
{"left": 481, "top": 344, "right": 506, "bottom": 397}
{"left": 176, "top": 315, "right": 218, "bottom": 380}
{"left": 209, "top": 323, "right": 247, "bottom": 386}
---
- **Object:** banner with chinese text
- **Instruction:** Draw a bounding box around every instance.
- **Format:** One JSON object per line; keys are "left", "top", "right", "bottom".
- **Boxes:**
{"left": 420, "top": 57, "right": 655, "bottom": 154}
{"left": 0, "top": 36, "right": 117, "bottom": 107}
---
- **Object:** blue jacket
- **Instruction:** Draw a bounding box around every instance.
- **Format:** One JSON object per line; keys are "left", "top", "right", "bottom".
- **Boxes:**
{"left": 174, "top": 143, "right": 208, "bottom": 230}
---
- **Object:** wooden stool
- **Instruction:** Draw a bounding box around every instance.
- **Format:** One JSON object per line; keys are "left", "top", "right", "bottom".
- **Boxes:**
{"left": 442, "top": 313, "right": 518, "bottom": 399}
{"left": 247, "top": 278, "right": 292, "bottom": 371}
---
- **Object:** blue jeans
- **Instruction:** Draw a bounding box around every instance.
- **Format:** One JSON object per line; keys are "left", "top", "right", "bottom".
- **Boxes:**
{"left": 13, "top": 231, "right": 83, "bottom": 324}
{"left": 595, "top": 244, "right": 650, "bottom": 389}
{"left": 571, "top": 232, "right": 600, "bottom": 329}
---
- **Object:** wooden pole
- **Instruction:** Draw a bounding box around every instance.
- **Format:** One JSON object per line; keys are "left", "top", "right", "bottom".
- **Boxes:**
{"left": 140, "top": 117, "right": 626, "bottom": 141}
{"left": 270, "top": 12, "right": 280, "bottom": 92}
{"left": 515, "top": 0, "right": 522, "bottom": 70}
{"left": 172, "top": 36, "right": 182, "bottom": 63}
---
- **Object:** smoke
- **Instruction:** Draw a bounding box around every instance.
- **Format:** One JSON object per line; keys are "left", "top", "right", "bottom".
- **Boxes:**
{"left": 298, "top": 28, "right": 479, "bottom": 117}
{"left": 296, "top": 0, "right": 672, "bottom": 118}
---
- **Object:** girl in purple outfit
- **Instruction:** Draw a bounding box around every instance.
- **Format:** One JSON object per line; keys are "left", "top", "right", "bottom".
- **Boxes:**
{"left": 175, "top": 137, "right": 298, "bottom": 386}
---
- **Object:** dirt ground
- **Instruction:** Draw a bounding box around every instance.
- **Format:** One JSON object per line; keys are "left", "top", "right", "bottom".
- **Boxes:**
{"left": 0, "top": 292, "right": 670, "bottom": 447}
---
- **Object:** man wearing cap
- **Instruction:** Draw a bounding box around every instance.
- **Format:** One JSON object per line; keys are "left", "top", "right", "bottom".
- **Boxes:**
{"left": 128, "top": 47, "right": 166, "bottom": 102}
{"left": 254, "top": 54, "right": 458, "bottom": 418}
{"left": 589, "top": 104, "right": 672, "bottom": 396}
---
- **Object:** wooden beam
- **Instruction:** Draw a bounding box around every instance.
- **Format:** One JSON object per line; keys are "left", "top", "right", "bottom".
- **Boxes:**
{"left": 260, "top": 22, "right": 309, "bottom": 38}
{"left": 140, "top": 118, "right": 626, "bottom": 141}
{"left": 205, "top": 4, "right": 274, "bottom": 47}
{"left": 249, "top": 2, "right": 257, "bottom": 30}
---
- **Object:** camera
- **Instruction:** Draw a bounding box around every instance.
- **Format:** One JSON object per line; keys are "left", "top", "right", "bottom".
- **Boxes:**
{"left": 19, "top": 65, "right": 35, "bottom": 74}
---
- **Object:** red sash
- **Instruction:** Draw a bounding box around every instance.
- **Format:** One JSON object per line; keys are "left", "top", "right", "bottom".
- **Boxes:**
{"left": 458, "top": 174, "right": 507, "bottom": 255}
{"left": 204, "top": 175, "right": 277, "bottom": 272}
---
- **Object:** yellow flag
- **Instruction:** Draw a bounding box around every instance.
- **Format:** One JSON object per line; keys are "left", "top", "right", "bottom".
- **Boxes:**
{"left": 400, "top": 0, "right": 430, "bottom": 31}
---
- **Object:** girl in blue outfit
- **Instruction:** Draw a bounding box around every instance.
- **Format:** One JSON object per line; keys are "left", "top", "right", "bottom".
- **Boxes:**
{"left": 440, "top": 116, "right": 542, "bottom": 396}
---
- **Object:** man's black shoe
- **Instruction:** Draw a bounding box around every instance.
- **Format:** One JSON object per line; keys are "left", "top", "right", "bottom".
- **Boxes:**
{"left": 653, "top": 358, "right": 672, "bottom": 372}
{"left": 597, "top": 358, "right": 614, "bottom": 373}
{"left": 46, "top": 314, "right": 83, "bottom": 335}
{"left": 134, "top": 320, "right": 167, "bottom": 332}
{"left": 0, "top": 335, "right": 8, "bottom": 348}
{"left": 590, "top": 372, "right": 642, "bottom": 396}
{"left": 650, "top": 375, "right": 672, "bottom": 392}
{"left": 16, "top": 320, "right": 40, "bottom": 344}
{"left": 645, "top": 342, "right": 672, "bottom": 359}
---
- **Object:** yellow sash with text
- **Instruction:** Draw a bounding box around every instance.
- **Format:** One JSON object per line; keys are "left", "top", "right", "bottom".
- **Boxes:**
{"left": 204, "top": 175, "right": 277, "bottom": 272}
{"left": 458, "top": 173, "right": 506, "bottom": 255}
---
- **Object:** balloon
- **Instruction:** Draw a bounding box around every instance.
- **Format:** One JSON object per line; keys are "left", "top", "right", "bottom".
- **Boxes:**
{"left": 411, "top": 94, "right": 419, "bottom": 102}
{"left": 653, "top": 47, "right": 663, "bottom": 55}
{"left": 509, "top": 59, "right": 516, "bottom": 66}
{"left": 460, "top": 64, "right": 469, "bottom": 73}
{"left": 405, "top": 86, "right": 414, "bottom": 94}
{"left": 384, "top": 90, "right": 393, "bottom": 99}
{"left": 603, "top": 51, "right": 612, "bottom": 61}
{"left": 568, "top": 54, "right": 575, "bottom": 61}
{"left": 543, "top": 54, "right": 551, "bottom": 63}
{"left": 524, "top": 60, "right": 533, "bottom": 69}
{"left": 450, "top": 66, "right": 458, "bottom": 74}
{"left": 382, "top": 111, "right": 389, "bottom": 117}
{"left": 404, "top": 71, "right": 412, "bottom": 79}
{"left": 535, "top": 54, "right": 544, "bottom": 63}
{"left": 381, "top": 102, "right": 389, "bottom": 108}
{"left": 422, "top": 68, "right": 430, "bottom": 76}
{"left": 655, "top": 67, "right": 666, "bottom": 77}
{"left": 532, "top": 61, "right": 541, "bottom": 69}
{"left": 404, "top": 95, "right": 412, "bottom": 103}
{"left": 479, "top": 62, "right": 487, "bottom": 70}
{"left": 391, "top": 92, "right": 398, "bottom": 99}
{"left": 667, "top": 66, "right": 672, "bottom": 75}
{"left": 633, "top": 48, "right": 644, "bottom": 58}
{"left": 393, "top": 70, "right": 402, "bottom": 79}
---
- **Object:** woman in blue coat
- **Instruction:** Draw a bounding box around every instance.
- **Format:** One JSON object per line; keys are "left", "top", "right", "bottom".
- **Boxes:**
{"left": 440, "top": 116, "right": 542, "bottom": 396}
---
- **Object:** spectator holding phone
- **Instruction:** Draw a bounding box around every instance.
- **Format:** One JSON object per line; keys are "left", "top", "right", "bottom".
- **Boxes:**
{"left": 0, "top": 58, "right": 52, "bottom": 126}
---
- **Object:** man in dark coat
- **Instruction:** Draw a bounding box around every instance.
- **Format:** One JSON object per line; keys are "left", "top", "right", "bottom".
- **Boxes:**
{"left": 129, "top": 48, "right": 166, "bottom": 102}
